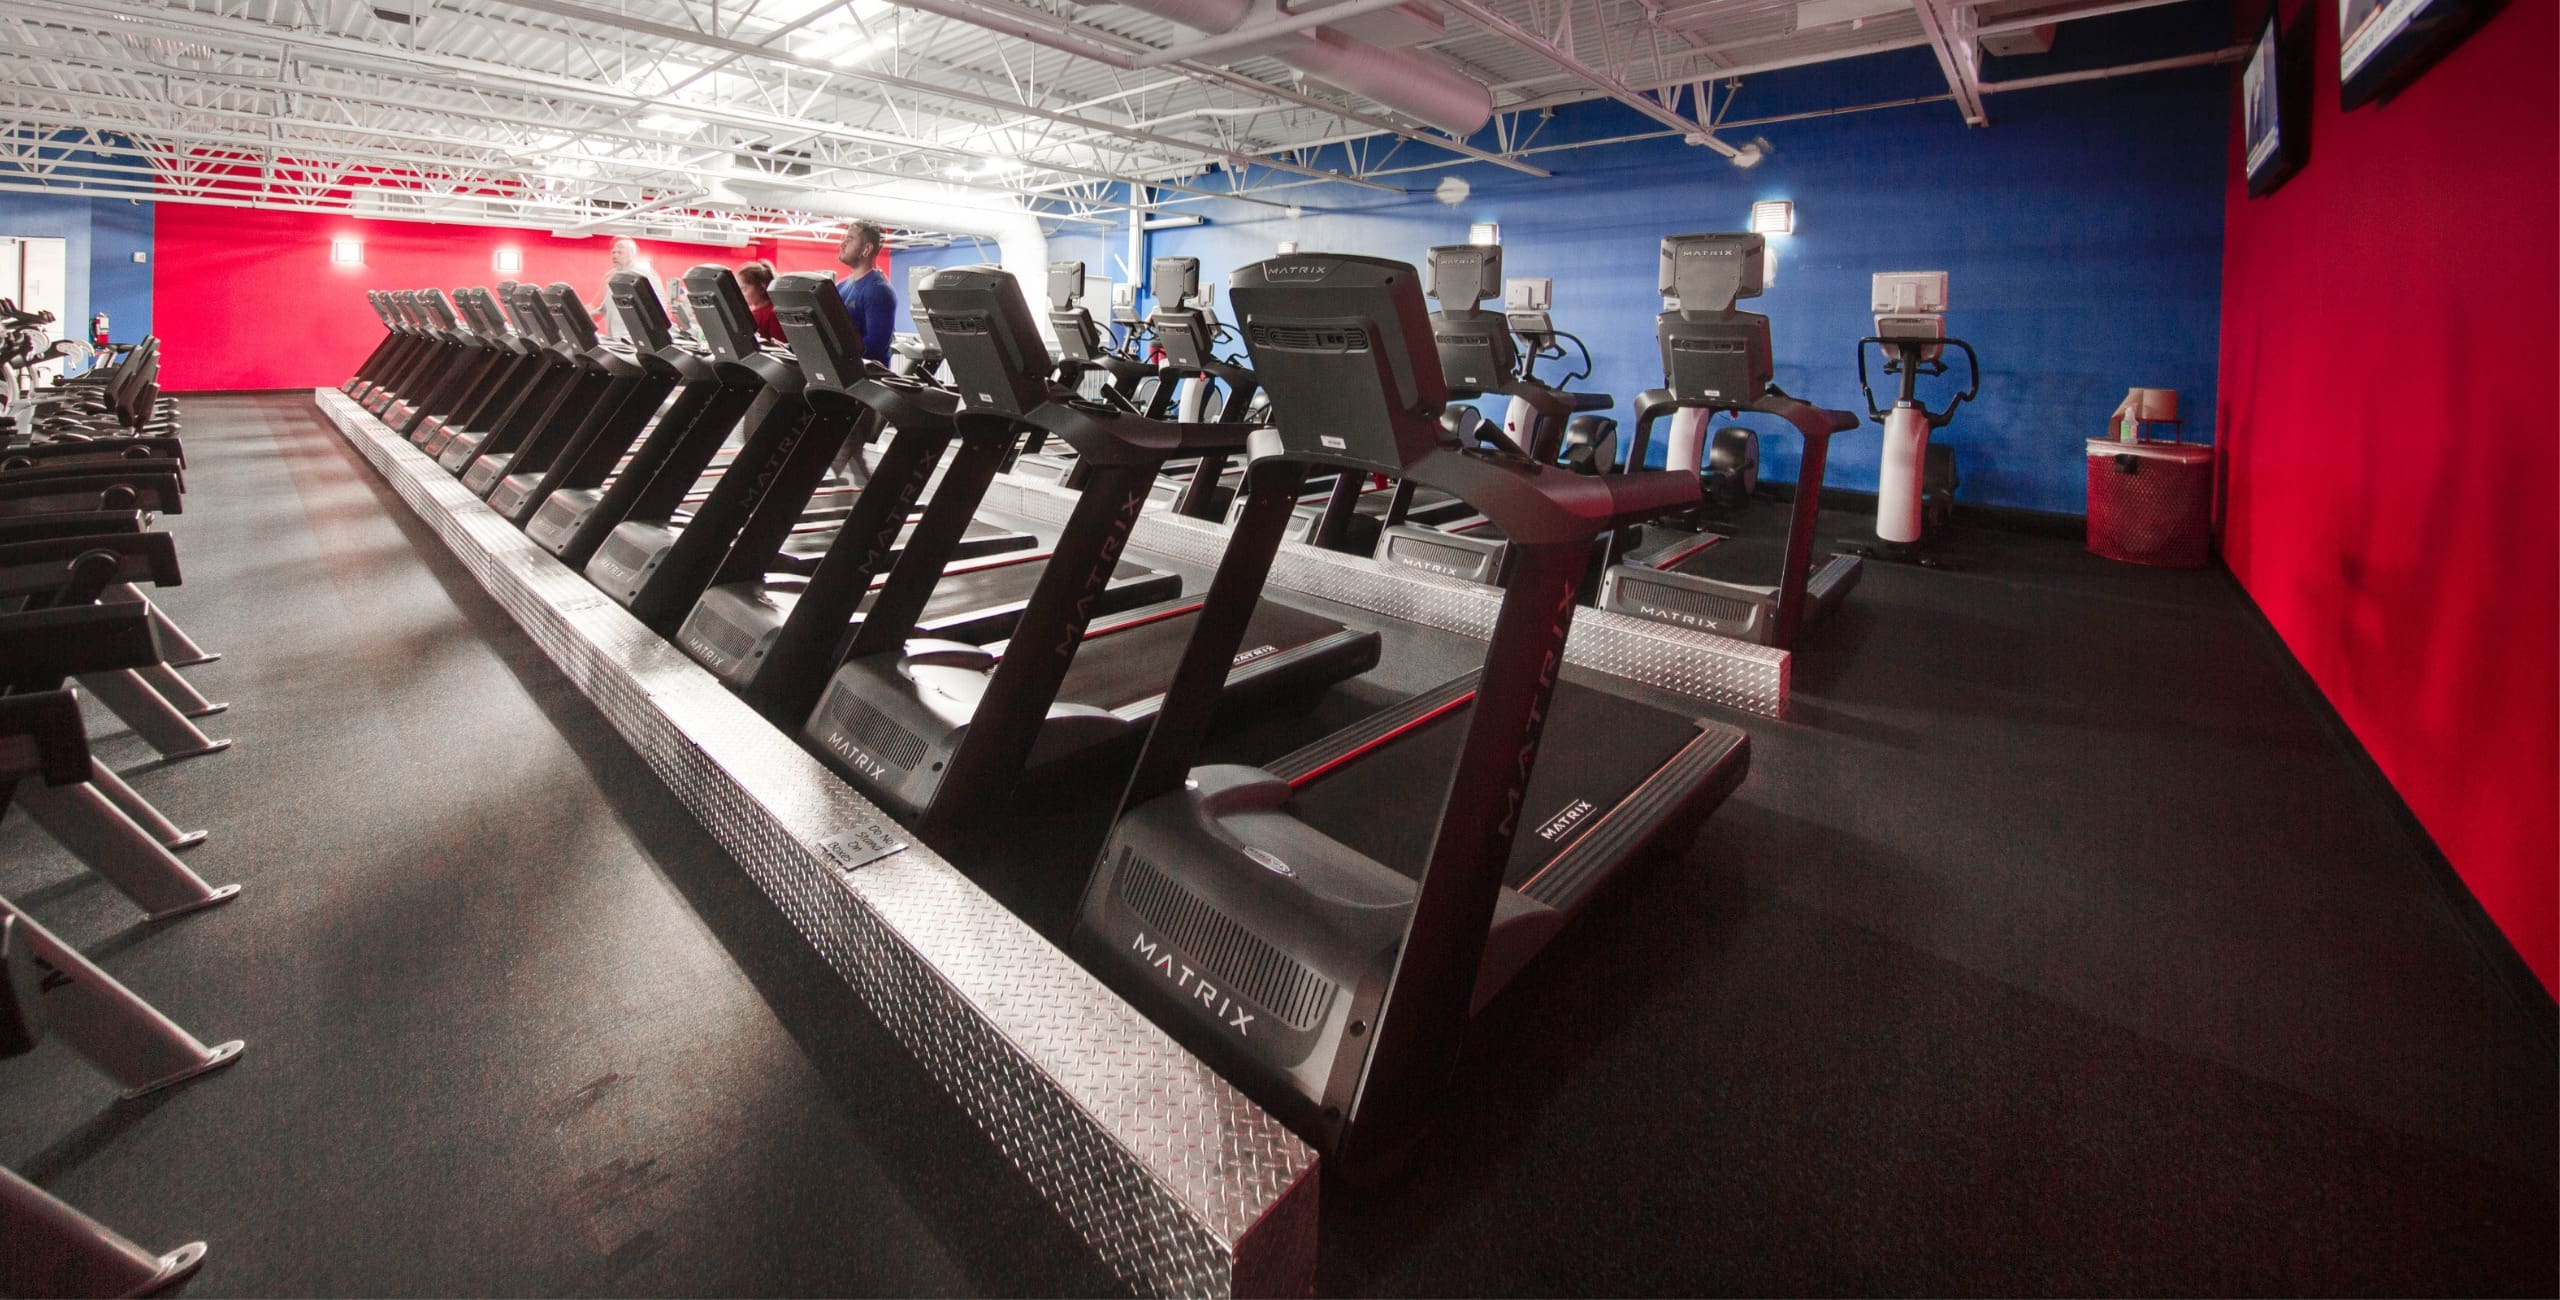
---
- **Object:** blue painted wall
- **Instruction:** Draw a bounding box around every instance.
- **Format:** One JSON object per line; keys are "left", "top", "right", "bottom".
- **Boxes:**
{"left": 0, "top": 136, "right": 157, "bottom": 352}
{"left": 1125, "top": 7, "right": 2226, "bottom": 515}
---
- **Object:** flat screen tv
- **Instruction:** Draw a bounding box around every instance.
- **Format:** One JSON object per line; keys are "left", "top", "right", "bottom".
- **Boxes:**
{"left": 2339, "top": 0, "right": 2496, "bottom": 110}
{"left": 2242, "top": 9, "right": 2304, "bottom": 197}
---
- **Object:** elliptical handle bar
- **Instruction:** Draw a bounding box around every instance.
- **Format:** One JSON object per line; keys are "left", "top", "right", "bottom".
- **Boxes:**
{"left": 1857, "top": 335, "right": 1980, "bottom": 428}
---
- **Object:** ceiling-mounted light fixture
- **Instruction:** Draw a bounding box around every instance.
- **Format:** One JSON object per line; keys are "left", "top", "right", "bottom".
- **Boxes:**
{"left": 1750, "top": 200, "right": 1795, "bottom": 236}
{"left": 636, "top": 112, "right": 703, "bottom": 134}
{"left": 1730, "top": 139, "right": 1768, "bottom": 169}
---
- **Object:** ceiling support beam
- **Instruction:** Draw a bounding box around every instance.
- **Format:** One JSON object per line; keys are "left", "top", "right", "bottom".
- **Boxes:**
{"left": 1911, "top": 0, "right": 1988, "bottom": 126}
{"left": 479, "top": 0, "right": 1406, "bottom": 195}
{"left": 1432, "top": 0, "right": 1746, "bottom": 160}
{"left": 877, "top": 0, "right": 1550, "bottom": 176}
{"left": 1976, "top": 43, "right": 2244, "bottom": 95}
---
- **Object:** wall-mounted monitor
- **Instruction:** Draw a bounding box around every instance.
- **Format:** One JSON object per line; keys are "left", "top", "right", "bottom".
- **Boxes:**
{"left": 2243, "top": 8, "right": 2306, "bottom": 198}
{"left": 2339, "top": 0, "right": 2494, "bottom": 111}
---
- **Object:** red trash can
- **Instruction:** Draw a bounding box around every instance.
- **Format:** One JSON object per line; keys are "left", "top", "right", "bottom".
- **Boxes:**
{"left": 2087, "top": 438, "right": 2214, "bottom": 568}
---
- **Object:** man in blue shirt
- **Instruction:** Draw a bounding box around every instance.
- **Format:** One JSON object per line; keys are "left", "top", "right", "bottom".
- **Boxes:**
{"left": 834, "top": 219, "right": 896, "bottom": 368}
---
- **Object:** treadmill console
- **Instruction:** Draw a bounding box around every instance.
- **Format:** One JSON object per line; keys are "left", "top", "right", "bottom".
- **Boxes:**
{"left": 681, "top": 264, "right": 760, "bottom": 363}
{"left": 1424, "top": 243, "right": 1500, "bottom": 310}
{"left": 769, "top": 271, "right": 867, "bottom": 392}
{"left": 907, "top": 266, "right": 943, "bottom": 353}
{"left": 607, "top": 270, "right": 675, "bottom": 352}
{"left": 1423, "top": 244, "right": 1516, "bottom": 394}
{"left": 506, "top": 283, "right": 558, "bottom": 345}
{"left": 917, "top": 265, "right": 1053, "bottom": 418}
{"left": 542, "top": 283, "right": 601, "bottom": 352}
{"left": 1657, "top": 232, "right": 1771, "bottom": 408}
{"left": 421, "top": 289, "right": 461, "bottom": 332}
{"left": 1047, "top": 260, "right": 1109, "bottom": 364}
{"left": 1151, "top": 256, "right": 1200, "bottom": 311}
{"left": 1231, "top": 253, "right": 1448, "bottom": 478}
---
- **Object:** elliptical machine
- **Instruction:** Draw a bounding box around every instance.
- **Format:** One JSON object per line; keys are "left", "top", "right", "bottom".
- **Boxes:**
{"left": 1850, "top": 271, "right": 1979, "bottom": 568}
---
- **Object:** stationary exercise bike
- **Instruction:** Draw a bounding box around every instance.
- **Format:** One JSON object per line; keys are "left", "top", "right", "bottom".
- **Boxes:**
{"left": 1849, "top": 271, "right": 1979, "bottom": 568}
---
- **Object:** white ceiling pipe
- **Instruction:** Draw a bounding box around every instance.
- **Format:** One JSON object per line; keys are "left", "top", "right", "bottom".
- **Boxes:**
{"left": 1086, "top": 0, "right": 1492, "bottom": 138}
{"left": 1085, "top": 0, "right": 1255, "bottom": 35}
{"left": 1271, "top": 28, "right": 1493, "bottom": 136}
{"left": 713, "top": 176, "right": 1050, "bottom": 316}
{"left": 1128, "top": 0, "right": 1420, "bottom": 68}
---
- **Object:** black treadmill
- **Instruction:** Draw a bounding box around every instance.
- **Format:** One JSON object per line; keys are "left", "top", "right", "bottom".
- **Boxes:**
{"left": 798, "top": 265, "right": 1380, "bottom": 838}
{"left": 428, "top": 283, "right": 583, "bottom": 474}
{"left": 374, "top": 290, "right": 467, "bottom": 425}
{"left": 1369, "top": 243, "right": 1619, "bottom": 587}
{"left": 1075, "top": 253, "right": 1751, "bottom": 1172}
{"left": 407, "top": 288, "right": 532, "bottom": 449}
{"left": 521, "top": 271, "right": 742, "bottom": 566}
{"left": 583, "top": 265, "right": 844, "bottom": 635}
{"left": 386, "top": 289, "right": 508, "bottom": 441}
{"left": 476, "top": 284, "right": 650, "bottom": 511}
{"left": 1596, "top": 232, "right": 1863, "bottom": 649}
{"left": 461, "top": 283, "right": 635, "bottom": 498}
{"left": 345, "top": 290, "right": 410, "bottom": 402}
{"left": 357, "top": 291, "right": 433, "bottom": 416}
{"left": 344, "top": 290, "right": 407, "bottom": 404}
{"left": 485, "top": 275, "right": 678, "bottom": 525}
{"left": 676, "top": 272, "right": 1169, "bottom": 720}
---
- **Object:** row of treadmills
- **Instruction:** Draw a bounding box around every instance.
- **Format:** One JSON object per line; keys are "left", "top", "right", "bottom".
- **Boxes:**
{"left": 341, "top": 245, "right": 1792, "bottom": 1172}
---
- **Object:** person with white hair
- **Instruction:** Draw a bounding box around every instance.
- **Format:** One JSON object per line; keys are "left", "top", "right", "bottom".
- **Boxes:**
{"left": 597, "top": 235, "right": 678, "bottom": 340}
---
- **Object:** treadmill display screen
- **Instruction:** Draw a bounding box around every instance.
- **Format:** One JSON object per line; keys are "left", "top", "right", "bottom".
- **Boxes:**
{"left": 543, "top": 283, "right": 600, "bottom": 351}
{"left": 1232, "top": 253, "right": 1447, "bottom": 478}
{"left": 1659, "top": 233, "right": 1765, "bottom": 314}
{"left": 917, "top": 266, "right": 1051, "bottom": 418}
{"left": 1151, "top": 256, "right": 1200, "bottom": 310}
{"left": 682, "top": 265, "right": 759, "bottom": 362}
{"left": 1047, "top": 260, "right": 1085, "bottom": 311}
{"left": 608, "top": 270, "right": 674, "bottom": 352}
{"left": 769, "top": 271, "right": 864, "bottom": 391}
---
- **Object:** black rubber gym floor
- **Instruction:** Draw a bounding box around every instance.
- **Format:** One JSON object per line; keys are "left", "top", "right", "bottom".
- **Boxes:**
{"left": 3, "top": 393, "right": 2550, "bottom": 1296}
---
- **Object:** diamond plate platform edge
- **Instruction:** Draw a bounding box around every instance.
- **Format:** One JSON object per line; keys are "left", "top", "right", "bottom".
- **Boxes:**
{"left": 312, "top": 389, "right": 1317, "bottom": 1299}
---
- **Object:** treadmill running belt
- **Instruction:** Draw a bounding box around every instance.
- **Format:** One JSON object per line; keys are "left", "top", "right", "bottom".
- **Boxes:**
{"left": 1284, "top": 674, "right": 1707, "bottom": 888}
{"left": 1054, "top": 599, "right": 1349, "bottom": 711}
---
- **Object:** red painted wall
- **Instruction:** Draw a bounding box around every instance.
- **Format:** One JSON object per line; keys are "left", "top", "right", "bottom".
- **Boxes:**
{"left": 149, "top": 207, "right": 869, "bottom": 391}
{"left": 2219, "top": 0, "right": 2557, "bottom": 993}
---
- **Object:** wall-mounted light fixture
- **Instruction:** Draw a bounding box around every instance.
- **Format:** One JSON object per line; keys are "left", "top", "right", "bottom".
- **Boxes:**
{"left": 1750, "top": 200, "right": 1795, "bottom": 236}
{"left": 494, "top": 247, "right": 524, "bottom": 274}
{"left": 330, "top": 237, "right": 363, "bottom": 266}
{"left": 1277, "top": 241, "right": 1299, "bottom": 255}
{"left": 1469, "top": 221, "right": 1499, "bottom": 246}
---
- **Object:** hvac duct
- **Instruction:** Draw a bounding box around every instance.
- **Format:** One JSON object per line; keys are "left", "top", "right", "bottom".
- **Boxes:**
{"left": 1103, "top": 0, "right": 1253, "bottom": 33}
{"left": 706, "top": 177, "right": 1050, "bottom": 312}
{"left": 1102, "top": 0, "right": 1492, "bottom": 137}
{"left": 1271, "top": 28, "right": 1492, "bottom": 136}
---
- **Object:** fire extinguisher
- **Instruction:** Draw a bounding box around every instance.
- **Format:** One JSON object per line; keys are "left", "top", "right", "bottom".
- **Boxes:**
{"left": 90, "top": 312, "right": 109, "bottom": 348}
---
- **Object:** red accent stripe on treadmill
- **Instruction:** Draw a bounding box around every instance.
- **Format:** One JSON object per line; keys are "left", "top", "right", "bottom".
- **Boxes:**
{"left": 1286, "top": 689, "right": 1476, "bottom": 790}
{"left": 1084, "top": 600, "right": 1206, "bottom": 640}
{"left": 1647, "top": 534, "right": 1722, "bottom": 569}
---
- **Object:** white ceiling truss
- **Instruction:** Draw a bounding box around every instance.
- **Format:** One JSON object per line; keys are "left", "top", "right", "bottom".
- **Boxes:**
{"left": 0, "top": 0, "right": 2220, "bottom": 245}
